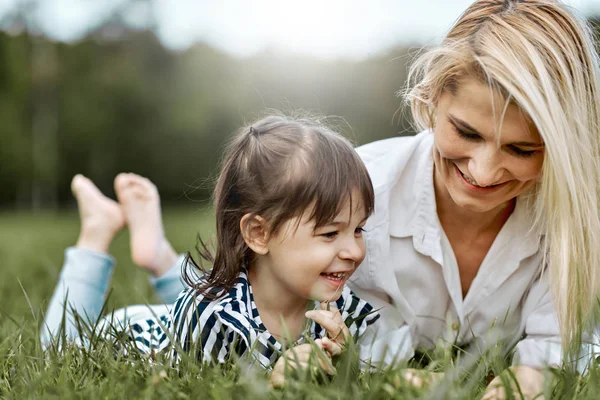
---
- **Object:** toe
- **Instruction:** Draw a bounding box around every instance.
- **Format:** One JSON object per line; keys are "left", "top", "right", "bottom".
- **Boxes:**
{"left": 130, "top": 186, "right": 150, "bottom": 200}
{"left": 114, "top": 173, "right": 130, "bottom": 191}
{"left": 71, "top": 174, "right": 85, "bottom": 194}
{"left": 71, "top": 174, "right": 101, "bottom": 199}
{"left": 140, "top": 177, "right": 158, "bottom": 194}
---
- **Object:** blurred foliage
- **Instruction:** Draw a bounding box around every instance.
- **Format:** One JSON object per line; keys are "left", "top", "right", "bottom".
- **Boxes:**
{"left": 0, "top": 27, "right": 413, "bottom": 209}
{"left": 0, "top": 11, "right": 598, "bottom": 210}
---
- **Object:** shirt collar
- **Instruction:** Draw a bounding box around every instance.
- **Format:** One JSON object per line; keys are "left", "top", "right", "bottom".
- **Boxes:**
{"left": 389, "top": 133, "right": 437, "bottom": 240}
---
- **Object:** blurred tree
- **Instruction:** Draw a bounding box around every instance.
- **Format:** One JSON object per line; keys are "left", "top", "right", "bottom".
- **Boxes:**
{"left": 0, "top": 5, "right": 597, "bottom": 210}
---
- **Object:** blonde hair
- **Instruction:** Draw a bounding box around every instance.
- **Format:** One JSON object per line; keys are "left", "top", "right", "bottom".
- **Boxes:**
{"left": 406, "top": 0, "right": 600, "bottom": 354}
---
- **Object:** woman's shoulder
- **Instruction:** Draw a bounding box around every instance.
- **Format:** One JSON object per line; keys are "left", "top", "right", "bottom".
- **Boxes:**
{"left": 356, "top": 130, "right": 433, "bottom": 191}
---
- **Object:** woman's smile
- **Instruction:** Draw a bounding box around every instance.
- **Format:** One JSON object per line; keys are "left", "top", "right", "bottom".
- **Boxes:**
{"left": 433, "top": 77, "right": 544, "bottom": 213}
{"left": 454, "top": 164, "right": 509, "bottom": 192}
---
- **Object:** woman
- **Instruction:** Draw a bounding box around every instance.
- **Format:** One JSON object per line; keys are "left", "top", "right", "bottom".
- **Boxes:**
{"left": 351, "top": 0, "right": 600, "bottom": 397}
{"left": 44, "top": 0, "right": 600, "bottom": 398}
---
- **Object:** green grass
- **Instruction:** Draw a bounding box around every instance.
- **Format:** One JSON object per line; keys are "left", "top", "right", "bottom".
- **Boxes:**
{"left": 0, "top": 207, "right": 599, "bottom": 399}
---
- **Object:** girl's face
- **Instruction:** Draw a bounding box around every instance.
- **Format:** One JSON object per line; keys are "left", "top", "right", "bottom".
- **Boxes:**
{"left": 433, "top": 77, "right": 545, "bottom": 213}
{"left": 263, "top": 192, "right": 368, "bottom": 303}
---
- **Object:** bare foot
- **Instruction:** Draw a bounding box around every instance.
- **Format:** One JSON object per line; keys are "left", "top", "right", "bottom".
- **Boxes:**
{"left": 114, "top": 173, "right": 178, "bottom": 277}
{"left": 72, "top": 174, "right": 125, "bottom": 253}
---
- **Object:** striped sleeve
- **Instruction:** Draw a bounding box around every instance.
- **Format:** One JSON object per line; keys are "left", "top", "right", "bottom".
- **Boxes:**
{"left": 335, "top": 286, "right": 380, "bottom": 340}
{"left": 168, "top": 286, "right": 254, "bottom": 365}
{"left": 128, "top": 315, "right": 172, "bottom": 356}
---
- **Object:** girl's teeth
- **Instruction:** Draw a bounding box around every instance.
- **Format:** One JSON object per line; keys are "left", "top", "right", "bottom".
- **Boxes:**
{"left": 323, "top": 272, "right": 345, "bottom": 279}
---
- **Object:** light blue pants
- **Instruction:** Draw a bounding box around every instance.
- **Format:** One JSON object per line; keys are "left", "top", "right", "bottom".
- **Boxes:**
{"left": 40, "top": 247, "right": 187, "bottom": 348}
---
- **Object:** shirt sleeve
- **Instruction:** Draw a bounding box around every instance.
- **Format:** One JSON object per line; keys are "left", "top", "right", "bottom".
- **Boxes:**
{"left": 337, "top": 286, "right": 415, "bottom": 369}
{"left": 513, "top": 275, "right": 594, "bottom": 371}
{"left": 335, "top": 286, "right": 380, "bottom": 340}
{"left": 126, "top": 314, "right": 173, "bottom": 356}
{"left": 168, "top": 287, "right": 251, "bottom": 365}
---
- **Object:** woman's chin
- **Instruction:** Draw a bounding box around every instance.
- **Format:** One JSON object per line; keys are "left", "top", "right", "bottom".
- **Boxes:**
{"left": 447, "top": 188, "right": 508, "bottom": 213}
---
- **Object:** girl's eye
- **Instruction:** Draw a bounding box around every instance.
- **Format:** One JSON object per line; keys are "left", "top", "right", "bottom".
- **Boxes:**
{"left": 322, "top": 231, "right": 339, "bottom": 239}
{"left": 507, "top": 145, "right": 537, "bottom": 158}
{"left": 355, "top": 227, "right": 366, "bottom": 235}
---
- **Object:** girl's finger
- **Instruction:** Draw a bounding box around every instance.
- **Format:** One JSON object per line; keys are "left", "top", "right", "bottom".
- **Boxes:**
{"left": 321, "top": 336, "right": 344, "bottom": 356}
{"left": 305, "top": 313, "right": 340, "bottom": 336}
{"left": 269, "top": 371, "right": 285, "bottom": 388}
{"left": 321, "top": 302, "right": 339, "bottom": 312}
{"left": 284, "top": 350, "right": 311, "bottom": 363}
{"left": 305, "top": 311, "right": 348, "bottom": 340}
{"left": 307, "top": 309, "right": 343, "bottom": 322}
{"left": 305, "top": 310, "right": 344, "bottom": 327}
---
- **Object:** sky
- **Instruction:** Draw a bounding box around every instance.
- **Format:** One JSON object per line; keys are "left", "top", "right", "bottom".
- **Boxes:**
{"left": 1, "top": 0, "right": 600, "bottom": 59}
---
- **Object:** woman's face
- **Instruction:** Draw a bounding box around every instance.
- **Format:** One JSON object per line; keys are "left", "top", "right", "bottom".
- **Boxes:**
{"left": 433, "top": 77, "right": 545, "bottom": 213}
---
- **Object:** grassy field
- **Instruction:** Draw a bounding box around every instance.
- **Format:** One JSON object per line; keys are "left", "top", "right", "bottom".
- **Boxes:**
{"left": 0, "top": 207, "right": 599, "bottom": 399}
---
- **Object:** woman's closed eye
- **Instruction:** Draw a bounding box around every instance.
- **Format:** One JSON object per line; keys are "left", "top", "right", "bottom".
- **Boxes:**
{"left": 453, "top": 125, "right": 481, "bottom": 141}
{"left": 506, "top": 145, "right": 537, "bottom": 158}
{"left": 453, "top": 124, "right": 539, "bottom": 158}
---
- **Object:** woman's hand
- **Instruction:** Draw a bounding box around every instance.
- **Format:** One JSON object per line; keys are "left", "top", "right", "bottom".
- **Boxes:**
{"left": 482, "top": 365, "right": 544, "bottom": 400}
{"left": 269, "top": 340, "right": 335, "bottom": 388}
{"left": 400, "top": 368, "right": 444, "bottom": 388}
{"left": 305, "top": 302, "right": 351, "bottom": 357}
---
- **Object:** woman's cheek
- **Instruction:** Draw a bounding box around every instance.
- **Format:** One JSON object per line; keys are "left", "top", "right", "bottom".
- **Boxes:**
{"left": 510, "top": 155, "right": 544, "bottom": 182}
{"left": 434, "top": 126, "right": 469, "bottom": 161}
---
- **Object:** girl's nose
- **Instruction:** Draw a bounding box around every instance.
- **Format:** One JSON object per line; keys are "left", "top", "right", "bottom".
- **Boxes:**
{"left": 339, "top": 236, "right": 365, "bottom": 262}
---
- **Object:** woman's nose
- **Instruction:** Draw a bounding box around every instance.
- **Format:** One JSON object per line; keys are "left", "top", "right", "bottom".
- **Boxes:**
{"left": 468, "top": 146, "right": 505, "bottom": 186}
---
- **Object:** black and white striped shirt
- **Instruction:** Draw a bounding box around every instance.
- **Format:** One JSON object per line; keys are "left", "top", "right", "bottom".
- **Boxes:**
{"left": 128, "top": 270, "right": 379, "bottom": 368}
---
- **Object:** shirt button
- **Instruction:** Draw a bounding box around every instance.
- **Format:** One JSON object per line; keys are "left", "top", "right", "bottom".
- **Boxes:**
{"left": 451, "top": 321, "right": 460, "bottom": 331}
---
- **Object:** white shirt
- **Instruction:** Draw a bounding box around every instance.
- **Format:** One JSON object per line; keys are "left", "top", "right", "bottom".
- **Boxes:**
{"left": 350, "top": 130, "right": 572, "bottom": 369}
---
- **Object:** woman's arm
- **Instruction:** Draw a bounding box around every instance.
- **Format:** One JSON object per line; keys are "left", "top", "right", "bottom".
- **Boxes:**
{"left": 482, "top": 274, "right": 594, "bottom": 399}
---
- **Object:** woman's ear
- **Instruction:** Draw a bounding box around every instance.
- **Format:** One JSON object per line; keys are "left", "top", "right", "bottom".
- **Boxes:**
{"left": 240, "top": 213, "right": 270, "bottom": 255}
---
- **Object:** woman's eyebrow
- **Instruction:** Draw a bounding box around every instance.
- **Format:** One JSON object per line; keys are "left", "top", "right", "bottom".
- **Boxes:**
{"left": 448, "top": 114, "right": 543, "bottom": 147}
{"left": 448, "top": 114, "right": 480, "bottom": 134}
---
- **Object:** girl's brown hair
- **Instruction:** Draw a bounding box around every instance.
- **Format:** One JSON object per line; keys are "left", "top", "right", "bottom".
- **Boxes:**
{"left": 184, "top": 115, "right": 374, "bottom": 297}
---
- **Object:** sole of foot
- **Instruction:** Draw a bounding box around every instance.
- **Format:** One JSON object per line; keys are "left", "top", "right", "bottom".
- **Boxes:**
{"left": 114, "top": 173, "right": 177, "bottom": 277}
{"left": 72, "top": 174, "right": 125, "bottom": 253}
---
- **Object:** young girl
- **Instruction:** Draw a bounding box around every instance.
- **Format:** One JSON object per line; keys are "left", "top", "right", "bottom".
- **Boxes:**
{"left": 41, "top": 115, "right": 380, "bottom": 385}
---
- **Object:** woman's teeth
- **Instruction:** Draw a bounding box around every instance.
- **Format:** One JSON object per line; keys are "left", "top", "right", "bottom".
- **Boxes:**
{"left": 321, "top": 272, "right": 345, "bottom": 280}
{"left": 459, "top": 169, "right": 483, "bottom": 187}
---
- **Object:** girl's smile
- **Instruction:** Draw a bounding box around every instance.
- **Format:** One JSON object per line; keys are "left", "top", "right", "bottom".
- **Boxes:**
{"left": 319, "top": 269, "right": 353, "bottom": 289}
{"left": 249, "top": 190, "right": 368, "bottom": 306}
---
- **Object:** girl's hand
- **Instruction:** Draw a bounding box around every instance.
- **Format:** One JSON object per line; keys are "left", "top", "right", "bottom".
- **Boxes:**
{"left": 482, "top": 365, "right": 544, "bottom": 400}
{"left": 305, "top": 302, "right": 351, "bottom": 356}
{"left": 269, "top": 340, "right": 335, "bottom": 388}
